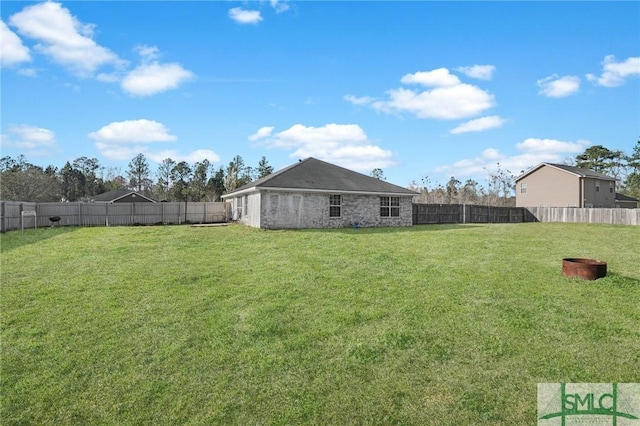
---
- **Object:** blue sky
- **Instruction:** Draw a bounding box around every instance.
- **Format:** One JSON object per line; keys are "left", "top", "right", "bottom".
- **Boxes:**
{"left": 1, "top": 1, "right": 639, "bottom": 188}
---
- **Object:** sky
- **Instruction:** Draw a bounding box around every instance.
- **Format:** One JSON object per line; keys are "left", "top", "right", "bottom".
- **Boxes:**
{"left": 1, "top": 1, "right": 639, "bottom": 188}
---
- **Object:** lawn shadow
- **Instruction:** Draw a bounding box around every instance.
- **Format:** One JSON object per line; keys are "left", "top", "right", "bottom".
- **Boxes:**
{"left": 0, "top": 226, "right": 79, "bottom": 253}
{"left": 599, "top": 272, "right": 640, "bottom": 288}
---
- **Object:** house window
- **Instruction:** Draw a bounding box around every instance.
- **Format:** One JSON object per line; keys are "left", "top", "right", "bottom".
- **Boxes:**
{"left": 609, "top": 182, "right": 614, "bottom": 193}
{"left": 329, "top": 194, "right": 341, "bottom": 217}
{"left": 595, "top": 180, "right": 600, "bottom": 192}
{"left": 520, "top": 183, "right": 527, "bottom": 194}
{"left": 380, "top": 196, "right": 400, "bottom": 217}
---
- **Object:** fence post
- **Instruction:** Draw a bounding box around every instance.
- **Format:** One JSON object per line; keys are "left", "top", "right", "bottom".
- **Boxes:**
{"left": 0, "top": 201, "right": 5, "bottom": 233}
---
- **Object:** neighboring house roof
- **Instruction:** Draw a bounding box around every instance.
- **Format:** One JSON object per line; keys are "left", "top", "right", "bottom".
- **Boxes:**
{"left": 222, "top": 157, "right": 418, "bottom": 197}
{"left": 515, "top": 162, "right": 616, "bottom": 182}
{"left": 92, "top": 189, "right": 157, "bottom": 203}
{"left": 615, "top": 192, "right": 639, "bottom": 202}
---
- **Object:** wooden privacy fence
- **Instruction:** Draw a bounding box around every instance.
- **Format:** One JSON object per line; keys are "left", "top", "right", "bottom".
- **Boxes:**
{"left": 527, "top": 207, "right": 639, "bottom": 226}
{"left": 412, "top": 204, "right": 536, "bottom": 224}
{"left": 412, "top": 204, "right": 639, "bottom": 225}
{"left": 0, "top": 201, "right": 230, "bottom": 233}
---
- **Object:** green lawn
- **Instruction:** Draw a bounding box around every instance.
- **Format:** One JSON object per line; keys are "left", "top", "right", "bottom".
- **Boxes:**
{"left": 1, "top": 223, "right": 639, "bottom": 425}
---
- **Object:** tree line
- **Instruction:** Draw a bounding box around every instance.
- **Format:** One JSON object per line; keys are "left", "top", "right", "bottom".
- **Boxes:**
{"left": 0, "top": 154, "right": 273, "bottom": 203}
{"left": 408, "top": 163, "right": 517, "bottom": 207}
{"left": 2, "top": 140, "right": 638, "bottom": 204}
{"left": 407, "top": 140, "right": 640, "bottom": 206}
{"left": 572, "top": 142, "right": 640, "bottom": 200}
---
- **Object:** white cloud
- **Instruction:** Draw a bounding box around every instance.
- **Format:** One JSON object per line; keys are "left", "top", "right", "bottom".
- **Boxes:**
{"left": 515, "top": 138, "right": 590, "bottom": 154}
{"left": 0, "top": 20, "right": 31, "bottom": 67}
{"left": 355, "top": 67, "right": 495, "bottom": 120}
{"left": 94, "top": 142, "right": 220, "bottom": 164}
{"left": 146, "top": 149, "right": 220, "bottom": 164}
{"left": 95, "top": 45, "right": 193, "bottom": 96}
{"left": 272, "top": 123, "right": 367, "bottom": 147}
{"left": 1, "top": 125, "right": 57, "bottom": 154}
{"left": 450, "top": 116, "right": 506, "bottom": 134}
{"left": 434, "top": 138, "right": 591, "bottom": 178}
{"left": 9, "top": 2, "right": 122, "bottom": 76}
{"left": 434, "top": 148, "right": 506, "bottom": 177}
{"left": 88, "top": 119, "right": 177, "bottom": 144}
{"left": 121, "top": 62, "right": 194, "bottom": 96}
{"left": 344, "top": 94, "right": 376, "bottom": 105}
{"left": 248, "top": 126, "right": 274, "bottom": 141}
{"left": 95, "top": 72, "right": 120, "bottom": 83}
{"left": 89, "top": 119, "right": 219, "bottom": 163}
{"left": 92, "top": 142, "right": 147, "bottom": 161}
{"left": 401, "top": 68, "right": 461, "bottom": 87}
{"left": 229, "top": 8, "right": 263, "bottom": 24}
{"left": 251, "top": 123, "right": 395, "bottom": 172}
{"left": 7, "top": 3, "right": 192, "bottom": 96}
{"left": 537, "top": 74, "right": 581, "bottom": 98}
{"left": 456, "top": 65, "right": 496, "bottom": 80}
{"left": 372, "top": 84, "right": 495, "bottom": 120}
{"left": 586, "top": 55, "right": 640, "bottom": 87}
{"left": 18, "top": 68, "right": 37, "bottom": 77}
{"left": 270, "top": 0, "right": 290, "bottom": 13}
{"left": 135, "top": 45, "right": 160, "bottom": 62}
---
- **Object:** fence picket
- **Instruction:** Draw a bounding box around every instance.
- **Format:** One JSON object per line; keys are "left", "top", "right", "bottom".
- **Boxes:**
{"left": 412, "top": 204, "right": 638, "bottom": 225}
{"left": 0, "top": 201, "right": 230, "bottom": 232}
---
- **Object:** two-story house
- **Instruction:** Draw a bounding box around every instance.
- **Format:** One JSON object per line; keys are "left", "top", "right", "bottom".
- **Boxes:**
{"left": 515, "top": 163, "right": 617, "bottom": 208}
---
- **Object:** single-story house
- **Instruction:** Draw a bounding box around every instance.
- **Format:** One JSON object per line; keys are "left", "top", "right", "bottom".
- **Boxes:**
{"left": 221, "top": 157, "right": 418, "bottom": 229}
{"left": 615, "top": 192, "right": 639, "bottom": 209}
{"left": 515, "top": 163, "right": 616, "bottom": 208}
{"left": 92, "top": 189, "right": 157, "bottom": 203}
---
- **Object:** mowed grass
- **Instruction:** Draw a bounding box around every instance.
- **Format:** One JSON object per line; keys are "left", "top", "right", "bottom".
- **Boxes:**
{"left": 1, "top": 223, "right": 639, "bottom": 425}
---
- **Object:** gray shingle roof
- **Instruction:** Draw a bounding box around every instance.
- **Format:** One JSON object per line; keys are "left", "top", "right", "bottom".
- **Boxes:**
{"left": 224, "top": 157, "right": 418, "bottom": 196}
{"left": 546, "top": 163, "right": 616, "bottom": 179}
{"left": 516, "top": 162, "right": 616, "bottom": 181}
{"left": 615, "top": 192, "right": 639, "bottom": 202}
{"left": 93, "top": 189, "right": 156, "bottom": 202}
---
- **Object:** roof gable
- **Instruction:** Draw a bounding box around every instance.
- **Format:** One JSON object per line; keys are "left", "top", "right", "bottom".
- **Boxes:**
{"left": 615, "top": 192, "right": 639, "bottom": 202}
{"left": 93, "top": 189, "right": 156, "bottom": 203}
{"left": 224, "top": 157, "right": 417, "bottom": 196}
{"left": 516, "top": 162, "right": 616, "bottom": 182}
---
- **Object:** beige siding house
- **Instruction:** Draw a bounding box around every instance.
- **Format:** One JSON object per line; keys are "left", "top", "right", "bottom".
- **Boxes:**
{"left": 221, "top": 158, "right": 418, "bottom": 229}
{"left": 515, "top": 163, "right": 616, "bottom": 208}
